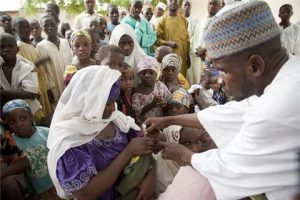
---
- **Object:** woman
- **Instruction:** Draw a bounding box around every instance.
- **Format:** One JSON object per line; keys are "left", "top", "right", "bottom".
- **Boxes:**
{"left": 109, "top": 23, "right": 146, "bottom": 85}
{"left": 47, "top": 66, "right": 155, "bottom": 199}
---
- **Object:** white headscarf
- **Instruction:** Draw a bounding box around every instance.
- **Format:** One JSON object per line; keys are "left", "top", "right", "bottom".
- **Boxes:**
{"left": 109, "top": 23, "right": 145, "bottom": 85}
{"left": 47, "top": 65, "right": 140, "bottom": 199}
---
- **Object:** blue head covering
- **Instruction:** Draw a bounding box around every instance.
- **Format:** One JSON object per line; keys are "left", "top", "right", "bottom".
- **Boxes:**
{"left": 2, "top": 99, "right": 31, "bottom": 115}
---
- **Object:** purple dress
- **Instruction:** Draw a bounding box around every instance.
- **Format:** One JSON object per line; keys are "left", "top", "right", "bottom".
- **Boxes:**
{"left": 56, "top": 126, "right": 139, "bottom": 200}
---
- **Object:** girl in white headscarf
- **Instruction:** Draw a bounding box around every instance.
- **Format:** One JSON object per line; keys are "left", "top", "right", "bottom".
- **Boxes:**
{"left": 47, "top": 66, "right": 155, "bottom": 200}
{"left": 109, "top": 23, "right": 146, "bottom": 85}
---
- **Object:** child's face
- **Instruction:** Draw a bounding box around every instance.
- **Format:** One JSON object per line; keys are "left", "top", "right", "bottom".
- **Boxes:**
{"left": 89, "top": 20, "right": 99, "bottom": 30}
{"left": 167, "top": 103, "right": 188, "bottom": 116}
{"left": 120, "top": 11, "right": 127, "bottom": 21}
{"left": 41, "top": 18, "right": 58, "bottom": 38}
{"left": 100, "top": 52, "right": 125, "bottom": 72}
{"left": 108, "top": 7, "right": 119, "bottom": 24}
{"left": 99, "top": 19, "right": 107, "bottom": 33}
{"left": 130, "top": 1, "right": 143, "bottom": 19}
{"left": 279, "top": 6, "right": 293, "bottom": 22}
{"left": 15, "top": 20, "right": 31, "bottom": 41}
{"left": 102, "top": 100, "right": 116, "bottom": 119}
{"left": 201, "top": 75, "right": 211, "bottom": 90}
{"left": 162, "top": 66, "right": 178, "bottom": 82}
{"left": 155, "top": 8, "right": 164, "bottom": 17}
{"left": 0, "top": 15, "right": 13, "bottom": 33}
{"left": 138, "top": 69, "right": 157, "bottom": 87}
{"left": 72, "top": 35, "right": 92, "bottom": 60}
{"left": 5, "top": 109, "right": 34, "bottom": 138}
{"left": 179, "top": 127, "right": 216, "bottom": 153}
{"left": 90, "top": 32, "right": 100, "bottom": 58}
{"left": 0, "top": 36, "right": 18, "bottom": 62}
{"left": 120, "top": 70, "right": 134, "bottom": 92}
{"left": 30, "top": 21, "right": 42, "bottom": 38}
{"left": 143, "top": 8, "right": 153, "bottom": 21}
{"left": 118, "top": 34, "right": 134, "bottom": 56}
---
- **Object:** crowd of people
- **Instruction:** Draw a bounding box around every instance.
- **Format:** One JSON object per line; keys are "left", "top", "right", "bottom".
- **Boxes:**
{"left": 0, "top": 0, "right": 300, "bottom": 199}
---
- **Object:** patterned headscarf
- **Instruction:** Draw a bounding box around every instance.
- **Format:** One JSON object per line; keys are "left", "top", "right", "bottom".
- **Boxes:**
{"left": 70, "top": 30, "right": 92, "bottom": 47}
{"left": 137, "top": 55, "right": 159, "bottom": 74}
{"left": 167, "top": 88, "right": 190, "bottom": 108}
{"left": 3, "top": 99, "right": 31, "bottom": 115}
{"left": 161, "top": 53, "right": 182, "bottom": 71}
{"left": 204, "top": 0, "right": 281, "bottom": 59}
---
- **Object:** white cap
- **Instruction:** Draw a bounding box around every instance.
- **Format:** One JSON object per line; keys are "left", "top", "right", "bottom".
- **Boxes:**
{"left": 156, "top": 2, "right": 167, "bottom": 11}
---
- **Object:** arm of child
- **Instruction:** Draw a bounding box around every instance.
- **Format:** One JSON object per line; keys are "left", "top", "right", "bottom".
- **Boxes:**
{"left": 73, "top": 137, "right": 154, "bottom": 200}
{"left": 1, "top": 89, "right": 38, "bottom": 100}
{"left": 137, "top": 165, "right": 156, "bottom": 200}
{"left": 0, "top": 157, "right": 30, "bottom": 180}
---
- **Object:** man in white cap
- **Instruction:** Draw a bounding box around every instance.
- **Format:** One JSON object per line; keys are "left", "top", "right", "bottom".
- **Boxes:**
{"left": 146, "top": 0, "right": 300, "bottom": 199}
{"left": 150, "top": 2, "right": 167, "bottom": 26}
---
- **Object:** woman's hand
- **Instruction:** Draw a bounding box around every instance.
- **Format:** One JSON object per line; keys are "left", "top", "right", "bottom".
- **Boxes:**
{"left": 159, "top": 141, "right": 194, "bottom": 165}
{"left": 124, "top": 137, "right": 155, "bottom": 157}
{"left": 144, "top": 117, "right": 170, "bottom": 133}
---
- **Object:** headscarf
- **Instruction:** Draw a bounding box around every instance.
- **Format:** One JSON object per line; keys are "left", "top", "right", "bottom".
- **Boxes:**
{"left": 109, "top": 23, "right": 146, "bottom": 84}
{"left": 137, "top": 55, "right": 159, "bottom": 74}
{"left": 167, "top": 88, "right": 191, "bottom": 108}
{"left": 161, "top": 53, "right": 182, "bottom": 71}
{"left": 47, "top": 66, "right": 140, "bottom": 199}
{"left": 3, "top": 99, "right": 31, "bottom": 115}
{"left": 70, "top": 30, "right": 91, "bottom": 47}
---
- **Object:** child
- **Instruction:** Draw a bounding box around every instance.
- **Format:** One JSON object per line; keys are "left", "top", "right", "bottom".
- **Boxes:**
{"left": 36, "top": 15, "right": 72, "bottom": 108}
{"left": 96, "top": 44, "right": 125, "bottom": 72}
{"left": 109, "top": 23, "right": 146, "bottom": 85}
{"left": 88, "top": 16, "right": 108, "bottom": 47}
{"left": 84, "top": 28, "right": 101, "bottom": 60}
{"left": 209, "top": 69, "right": 227, "bottom": 105}
{"left": 161, "top": 53, "right": 185, "bottom": 93}
{"left": 155, "top": 45, "right": 190, "bottom": 89}
{"left": 64, "top": 29, "right": 73, "bottom": 46}
{"left": 63, "top": 30, "right": 95, "bottom": 86}
{"left": 30, "top": 19, "right": 43, "bottom": 47}
{"left": 0, "top": 120, "right": 27, "bottom": 200}
{"left": 132, "top": 55, "right": 171, "bottom": 125}
{"left": 48, "top": 66, "right": 155, "bottom": 200}
{"left": 107, "top": 4, "right": 120, "bottom": 33}
{"left": 117, "top": 63, "right": 135, "bottom": 119}
{"left": 0, "top": 33, "right": 44, "bottom": 122}
{"left": 0, "top": 13, "right": 15, "bottom": 36}
{"left": 165, "top": 88, "right": 191, "bottom": 116}
{"left": 155, "top": 125, "right": 216, "bottom": 195}
{"left": 13, "top": 16, "right": 54, "bottom": 116}
{"left": 2, "top": 99, "right": 58, "bottom": 199}
{"left": 122, "top": 0, "right": 157, "bottom": 55}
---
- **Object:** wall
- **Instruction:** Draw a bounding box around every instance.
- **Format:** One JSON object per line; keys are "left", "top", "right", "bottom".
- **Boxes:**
{"left": 191, "top": 0, "right": 300, "bottom": 24}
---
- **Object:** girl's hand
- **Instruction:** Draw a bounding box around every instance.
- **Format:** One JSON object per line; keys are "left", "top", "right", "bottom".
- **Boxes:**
{"left": 124, "top": 137, "right": 155, "bottom": 157}
{"left": 137, "top": 167, "right": 155, "bottom": 200}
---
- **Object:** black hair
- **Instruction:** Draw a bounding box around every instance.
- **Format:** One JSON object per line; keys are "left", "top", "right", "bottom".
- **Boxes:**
{"left": 107, "top": 4, "right": 118, "bottom": 12}
{"left": 12, "top": 16, "right": 28, "bottom": 29}
{"left": 46, "top": 3, "right": 60, "bottom": 14}
{"left": 40, "top": 14, "right": 57, "bottom": 25}
{"left": 97, "top": 44, "right": 124, "bottom": 62}
{"left": 280, "top": 4, "right": 293, "bottom": 11}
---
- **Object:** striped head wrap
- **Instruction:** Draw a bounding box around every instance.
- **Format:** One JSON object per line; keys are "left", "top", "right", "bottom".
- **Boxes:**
{"left": 204, "top": 0, "right": 281, "bottom": 59}
{"left": 161, "top": 53, "right": 182, "bottom": 71}
{"left": 70, "top": 30, "right": 92, "bottom": 47}
{"left": 3, "top": 99, "right": 31, "bottom": 115}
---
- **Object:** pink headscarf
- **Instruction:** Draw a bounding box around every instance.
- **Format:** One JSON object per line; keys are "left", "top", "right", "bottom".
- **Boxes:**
{"left": 137, "top": 55, "right": 159, "bottom": 74}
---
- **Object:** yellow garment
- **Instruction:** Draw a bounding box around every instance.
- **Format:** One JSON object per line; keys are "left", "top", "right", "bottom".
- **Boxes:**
{"left": 156, "top": 15, "right": 190, "bottom": 77}
{"left": 17, "top": 41, "right": 54, "bottom": 116}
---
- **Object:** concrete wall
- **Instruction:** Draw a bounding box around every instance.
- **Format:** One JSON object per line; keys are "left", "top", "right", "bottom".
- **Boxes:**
{"left": 191, "top": 0, "right": 300, "bottom": 24}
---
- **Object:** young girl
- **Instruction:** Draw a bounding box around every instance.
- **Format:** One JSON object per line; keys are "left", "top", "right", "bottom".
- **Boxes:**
{"left": 48, "top": 66, "right": 155, "bottom": 200}
{"left": 63, "top": 30, "right": 95, "bottom": 86}
{"left": 122, "top": 0, "right": 157, "bottom": 56}
{"left": 36, "top": 14, "right": 72, "bottom": 107}
{"left": 109, "top": 23, "right": 146, "bottom": 85}
{"left": 13, "top": 16, "right": 53, "bottom": 116}
{"left": 117, "top": 64, "right": 135, "bottom": 119}
{"left": 132, "top": 55, "right": 171, "bottom": 124}
{"left": 2, "top": 99, "right": 58, "bottom": 199}
{"left": 0, "top": 33, "right": 44, "bottom": 123}
{"left": 161, "top": 53, "right": 186, "bottom": 93}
